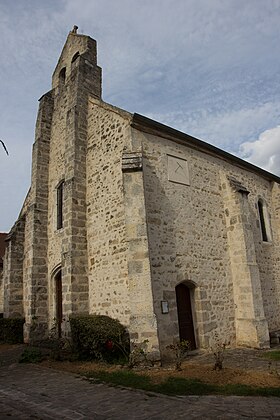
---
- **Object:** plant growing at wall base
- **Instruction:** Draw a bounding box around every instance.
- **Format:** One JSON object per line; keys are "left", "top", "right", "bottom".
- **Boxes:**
{"left": 47, "top": 319, "right": 74, "bottom": 361}
{"left": 210, "top": 333, "right": 229, "bottom": 370}
{"left": 0, "top": 318, "right": 24, "bottom": 344}
{"left": 127, "top": 340, "right": 151, "bottom": 368}
{"left": 69, "top": 314, "right": 129, "bottom": 362}
{"left": 19, "top": 347, "right": 43, "bottom": 364}
{"left": 166, "top": 340, "right": 190, "bottom": 371}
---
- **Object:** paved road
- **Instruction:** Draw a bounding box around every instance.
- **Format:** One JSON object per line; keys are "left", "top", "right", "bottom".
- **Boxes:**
{"left": 0, "top": 363, "right": 280, "bottom": 419}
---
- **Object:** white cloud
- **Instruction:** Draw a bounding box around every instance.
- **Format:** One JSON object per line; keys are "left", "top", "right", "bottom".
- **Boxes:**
{"left": 1, "top": 0, "right": 280, "bottom": 230}
{"left": 147, "top": 101, "right": 280, "bottom": 152}
{"left": 239, "top": 125, "right": 280, "bottom": 176}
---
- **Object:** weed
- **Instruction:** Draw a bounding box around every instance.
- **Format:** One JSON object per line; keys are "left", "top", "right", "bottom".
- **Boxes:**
{"left": 166, "top": 340, "right": 190, "bottom": 371}
{"left": 268, "top": 360, "right": 280, "bottom": 378}
{"left": 128, "top": 340, "right": 152, "bottom": 368}
{"left": 210, "top": 333, "right": 229, "bottom": 370}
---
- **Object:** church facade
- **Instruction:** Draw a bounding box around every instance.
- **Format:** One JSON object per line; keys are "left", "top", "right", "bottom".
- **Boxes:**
{"left": 3, "top": 29, "right": 280, "bottom": 358}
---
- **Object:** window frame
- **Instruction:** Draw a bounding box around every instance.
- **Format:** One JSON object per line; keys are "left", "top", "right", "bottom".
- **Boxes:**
{"left": 257, "top": 199, "right": 272, "bottom": 243}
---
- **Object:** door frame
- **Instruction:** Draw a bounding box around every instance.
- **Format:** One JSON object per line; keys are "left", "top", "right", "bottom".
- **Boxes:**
{"left": 175, "top": 281, "right": 197, "bottom": 349}
{"left": 53, "top": 268, "right": 63, "bottom": 338}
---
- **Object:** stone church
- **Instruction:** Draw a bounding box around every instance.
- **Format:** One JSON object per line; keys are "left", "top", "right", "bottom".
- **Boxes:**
{"left": 3, "top": 28, "right": 280, "bottom": 358}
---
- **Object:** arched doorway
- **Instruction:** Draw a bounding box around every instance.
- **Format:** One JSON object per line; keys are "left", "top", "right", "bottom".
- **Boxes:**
{"left": 54, "top": 269, "right": 63, "bottom": 338}
{"left": 175, "top": 283, "right": 196, "bottom": 349}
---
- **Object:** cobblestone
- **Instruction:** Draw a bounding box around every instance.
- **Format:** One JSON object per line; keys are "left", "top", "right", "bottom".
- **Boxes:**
{"left": 1, "top": 363, "right": 280, "bottom": 419}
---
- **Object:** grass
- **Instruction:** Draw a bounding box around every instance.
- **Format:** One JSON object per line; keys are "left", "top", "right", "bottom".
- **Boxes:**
{"left": 262, "top": 351, "right": 280, "bottom": 361}
{"left": 84, "top": 369, "right": 280, "bottom": 397}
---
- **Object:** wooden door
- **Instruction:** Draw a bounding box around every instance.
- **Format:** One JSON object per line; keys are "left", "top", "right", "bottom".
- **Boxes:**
{"left": 55, "top": 270, "right": 63, "bottom": 338}
{"left": 175, "top": 283, "right": 196, "bottom": 349}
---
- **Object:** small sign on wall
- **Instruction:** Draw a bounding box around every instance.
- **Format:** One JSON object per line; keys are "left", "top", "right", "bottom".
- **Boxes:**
{"left": 167, "top": 155, "right": 190, "bottom": 186}
{"left": 161, "top": 300, "right": 169, "bottom": 314}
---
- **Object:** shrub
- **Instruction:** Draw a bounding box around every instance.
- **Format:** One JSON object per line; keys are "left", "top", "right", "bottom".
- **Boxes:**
{"left": 210, "top": 332, "right": 229, "bottom": 370}
{"left": 166, "top": 340, "right": 190, "bottom": 371}
{"left": 70, "top": 314, "right": 129, "bottom": 361}
{"left": 19, "top": 347, "right": 43, "bottom": 363}
{"left": 0, "top": 317, "right": 24, "bottom": 344}
{"left": 128, "top": 340, "right": 151, "bottom": 368}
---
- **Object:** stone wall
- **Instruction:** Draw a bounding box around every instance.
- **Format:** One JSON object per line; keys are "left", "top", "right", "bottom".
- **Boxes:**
{"left": 86, "top": 100, "right": 160, "bottom": 357}
{"left": 45, "top": 32, "right": 102, "bottom": 335}
{"left": 135, "top": 128, "right": 280, "bottom": 353}
{"left": 3, "top": 219, "right": 25, "bottom": 318}
{"left": 3, "top": 31, "right": 104, "bottom": 341}
{"left": 22, "top": 91, "right": 54, "bottom": 342}
{"left": 3, "top": 30, "right": 280, "bottom": 355}
{"left": 86, "top": 99, "right": 131, "bottom": 324}
{"left": 221, "top": 175, "right": 269, "bottom": 348}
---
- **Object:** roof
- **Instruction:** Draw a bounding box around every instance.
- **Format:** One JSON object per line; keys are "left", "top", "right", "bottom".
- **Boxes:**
{"left": 132, "top": 113, "right": 280, "bottom": 184}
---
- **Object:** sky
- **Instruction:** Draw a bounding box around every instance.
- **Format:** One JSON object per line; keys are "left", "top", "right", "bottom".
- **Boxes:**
{"left": 1, "top": 0, "right": 280, "bottom": 231}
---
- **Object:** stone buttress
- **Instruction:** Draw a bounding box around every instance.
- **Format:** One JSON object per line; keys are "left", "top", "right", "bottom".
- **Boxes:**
{"left": 22, "top": 92, "right": 54, "bottom": 341}
{"left": 222, "top": 175, "right": 270, "bottom": 348}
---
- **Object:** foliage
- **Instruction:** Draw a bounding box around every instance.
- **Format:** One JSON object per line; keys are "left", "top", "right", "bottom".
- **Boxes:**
{"left": 166, "top": 340, "right": 190, "bottom": 370}
{"left": 19, "top": 347, "right": 43, "bottom": 364}
{"left": 84, "top": 369, "right": 280, "bottom": 397}
{"left": 212, "top": 342, "right": 226, "bottom": 370}
{"left": 262, "top": 351, "right": 280, "bottom": 361}
{"left": 45, "top": 320, "right": 75, "bottom": 361}
{"left": 128, "top": 340, "right": 151, "bottom": 368}
{"left": 0, "top": 317, "right": 24, "bottom": 344}
{"left": 263, "top": 351, "right": 280, "bottom": 378}
{"left": 69, "top": 314, "right": 129, "bottom": 362}
{"left": 87, "top": 369, "right": 152, "bottom": 390}
{"left": 210, "top": 333, "right": 228, "bottom": 370}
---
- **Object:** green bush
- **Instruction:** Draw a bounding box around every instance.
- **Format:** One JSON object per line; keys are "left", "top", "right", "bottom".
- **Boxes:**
{"left": 19, "top": 347, "right": 43, "bottom": 363}
{"left": 70, "top": 314, "right": 129, "bottom": 361}
{"left": 0, "top": 318, "right": 25, "bottom": 344}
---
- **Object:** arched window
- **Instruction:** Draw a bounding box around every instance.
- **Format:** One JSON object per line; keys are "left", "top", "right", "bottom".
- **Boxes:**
{"left": 258, "top": 199, "right": 271, "bottom": 242}
{"left": 59, "top": 67, "right": 66, "bottom": 84}
{"left": 71, "top": 52, "right": 80, "bottom": 63}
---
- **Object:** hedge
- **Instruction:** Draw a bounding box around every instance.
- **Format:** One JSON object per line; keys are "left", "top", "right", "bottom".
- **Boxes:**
{"left": 0, "top": 318, "right": 25, "bottom": 344}
{"left": 70, "top": 314, "right": 129, "bottom": 361}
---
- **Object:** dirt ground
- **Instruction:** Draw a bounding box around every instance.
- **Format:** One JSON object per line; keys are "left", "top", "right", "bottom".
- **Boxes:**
{"left": 2, "top": 344, "right": 280, "bottom": 388}
{"left": 41, "top": 358, "right": 280, "bottom": 388}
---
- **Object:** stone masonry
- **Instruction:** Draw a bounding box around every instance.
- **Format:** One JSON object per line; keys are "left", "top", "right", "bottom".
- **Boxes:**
{"left": 2, "top": 29, "right": 280, "bottom": 359}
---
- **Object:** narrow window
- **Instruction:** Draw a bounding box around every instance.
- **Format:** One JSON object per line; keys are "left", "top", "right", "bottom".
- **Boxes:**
{"left": 59, "top": 67, "right": 66, "bottom": 84}
{"left": 57, "top": 181, "right": 64, "bottom": 229}
{"left": 258, "top": 199, "right": 270, "bottom": 242}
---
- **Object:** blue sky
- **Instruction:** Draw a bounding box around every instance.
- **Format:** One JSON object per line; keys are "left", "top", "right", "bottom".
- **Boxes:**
{"left": 1, "top": 0, "right": 280, "bottom": 231}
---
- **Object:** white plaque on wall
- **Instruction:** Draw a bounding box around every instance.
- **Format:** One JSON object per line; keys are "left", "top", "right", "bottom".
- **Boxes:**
{"left": 167, "top": 155, "right": 190, "bottom": 185}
